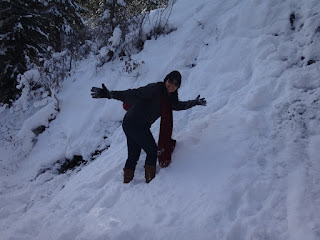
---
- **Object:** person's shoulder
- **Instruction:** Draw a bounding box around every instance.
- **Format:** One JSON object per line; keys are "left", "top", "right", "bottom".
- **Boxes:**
{"left": 149, "top": 82, "right": 165, "bottom": 87}
{"left": 139, "top": 82, "right": 164, "bottom": 96}
{"left": 143, "top": 82, "right": 163, "bottom": 87}
{"left": 145, "top": 82, "right": 165, "bottom": 91}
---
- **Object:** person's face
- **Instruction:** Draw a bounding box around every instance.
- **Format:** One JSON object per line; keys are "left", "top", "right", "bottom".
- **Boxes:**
{"left": 165, "top": 79, "right": 179, "bottom": 93}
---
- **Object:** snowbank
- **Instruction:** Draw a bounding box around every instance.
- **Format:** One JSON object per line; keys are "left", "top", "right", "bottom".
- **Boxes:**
{"left": 0, "top": 0, "right": 319, "bottom": 239}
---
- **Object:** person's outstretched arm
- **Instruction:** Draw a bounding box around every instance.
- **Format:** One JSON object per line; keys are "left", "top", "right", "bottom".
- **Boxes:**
{"left": 171, "top": 94, "right": 206, "bottom": 111}
{"left": 91, "top": 83, "right": 160, "bottom": 103}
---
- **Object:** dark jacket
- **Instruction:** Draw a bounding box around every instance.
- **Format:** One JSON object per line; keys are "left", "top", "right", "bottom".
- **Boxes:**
{"left": 111, "top": 82, "right": 197, "bottom": 127}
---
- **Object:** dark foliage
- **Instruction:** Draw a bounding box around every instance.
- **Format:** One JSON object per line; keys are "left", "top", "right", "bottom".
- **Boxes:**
{"left": 58, "top": 155, "right": 86, "bottom": 174}
{"left": 0, "top": 0, "right": 86, "bottom": 105}
{"left": 290, "top": 13, "right": 296, "bottom": 30}
{"left": 1, "top": 0, "right": 172, "bottom": 105}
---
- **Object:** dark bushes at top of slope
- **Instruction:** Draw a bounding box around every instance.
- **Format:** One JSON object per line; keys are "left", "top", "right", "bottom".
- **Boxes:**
{"left": 0, "top": 0, "right": 86, "bottom": 105}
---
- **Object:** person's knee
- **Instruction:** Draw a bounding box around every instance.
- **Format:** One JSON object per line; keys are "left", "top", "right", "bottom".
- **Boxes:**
{"left": 148, "top": 144, "right": 158, "bottom": 158}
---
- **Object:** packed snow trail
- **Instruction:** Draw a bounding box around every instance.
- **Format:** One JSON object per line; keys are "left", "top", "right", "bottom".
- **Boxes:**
{"left": 1, "top": 0, "right": 320, "bottom": 239}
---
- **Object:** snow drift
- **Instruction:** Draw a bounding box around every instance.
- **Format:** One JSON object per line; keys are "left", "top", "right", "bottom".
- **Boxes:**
{"left": 0, "top": 0, "right": 320, "bottom": 239}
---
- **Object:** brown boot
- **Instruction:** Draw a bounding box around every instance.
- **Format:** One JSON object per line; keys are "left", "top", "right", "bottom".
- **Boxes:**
{"left": 145, "top": 165, "right": 156, "bottom": 183}
{"left": 123, "top": 168, "right": 134, "bottom": 183}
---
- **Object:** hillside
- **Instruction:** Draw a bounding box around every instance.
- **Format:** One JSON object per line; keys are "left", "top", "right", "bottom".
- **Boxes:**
{"left": 1, "top": 0, "right": 320, "bottom": 239}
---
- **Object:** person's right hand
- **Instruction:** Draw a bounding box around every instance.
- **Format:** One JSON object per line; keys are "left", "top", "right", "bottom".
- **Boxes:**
{"left": 91, "top": 84, "right": 111, "bottom": 98}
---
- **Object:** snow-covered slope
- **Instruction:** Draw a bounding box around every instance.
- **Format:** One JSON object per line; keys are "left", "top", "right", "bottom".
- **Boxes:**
{"left": 1, "top": 0, "right": 320, "bottom": 239}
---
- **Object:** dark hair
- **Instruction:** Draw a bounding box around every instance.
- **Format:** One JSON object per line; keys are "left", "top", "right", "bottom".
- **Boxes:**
{"left": 164, "top": 70, "right": 181, "bottom": 88}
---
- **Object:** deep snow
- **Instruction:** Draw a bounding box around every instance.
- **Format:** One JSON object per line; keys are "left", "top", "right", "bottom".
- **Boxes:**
{"left": 1, "top": 0, "right": 320, "bottom": 239}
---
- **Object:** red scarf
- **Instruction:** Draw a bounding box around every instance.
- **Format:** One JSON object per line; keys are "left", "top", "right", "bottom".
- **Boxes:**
{"left": 122, "top": 92, "right": 176, "bottom": 168}
{"left": 157, "top": 93, "right": 176, "bottom": 167}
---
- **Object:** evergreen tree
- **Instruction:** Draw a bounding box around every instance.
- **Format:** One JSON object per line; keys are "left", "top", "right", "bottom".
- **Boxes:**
{"left": 0, "top": 0, "right": 86, "bottom": 105}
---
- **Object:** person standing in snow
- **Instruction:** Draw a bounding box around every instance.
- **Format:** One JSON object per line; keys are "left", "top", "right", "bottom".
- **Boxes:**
{"left": 91, "top": 71, "right": 206, "bottom": 183}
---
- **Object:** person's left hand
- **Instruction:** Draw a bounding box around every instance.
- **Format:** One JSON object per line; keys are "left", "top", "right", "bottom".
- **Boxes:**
{"left": 194, "top": 95, "right": 206, "bottom": 106}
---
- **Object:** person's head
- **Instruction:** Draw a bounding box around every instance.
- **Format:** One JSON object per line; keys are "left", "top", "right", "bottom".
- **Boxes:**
{"left": 164, "top": 71, "right": 181, "bottom": 93}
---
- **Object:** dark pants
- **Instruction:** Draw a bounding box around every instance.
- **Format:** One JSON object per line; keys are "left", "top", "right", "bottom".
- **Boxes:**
{"left": 122, "top": 122, "right": 158, "bottom": 170}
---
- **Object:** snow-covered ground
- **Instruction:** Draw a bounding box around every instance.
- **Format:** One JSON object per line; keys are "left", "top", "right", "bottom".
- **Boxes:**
{"left": 1, "top": 0, "right": 320, "bottom": 239}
